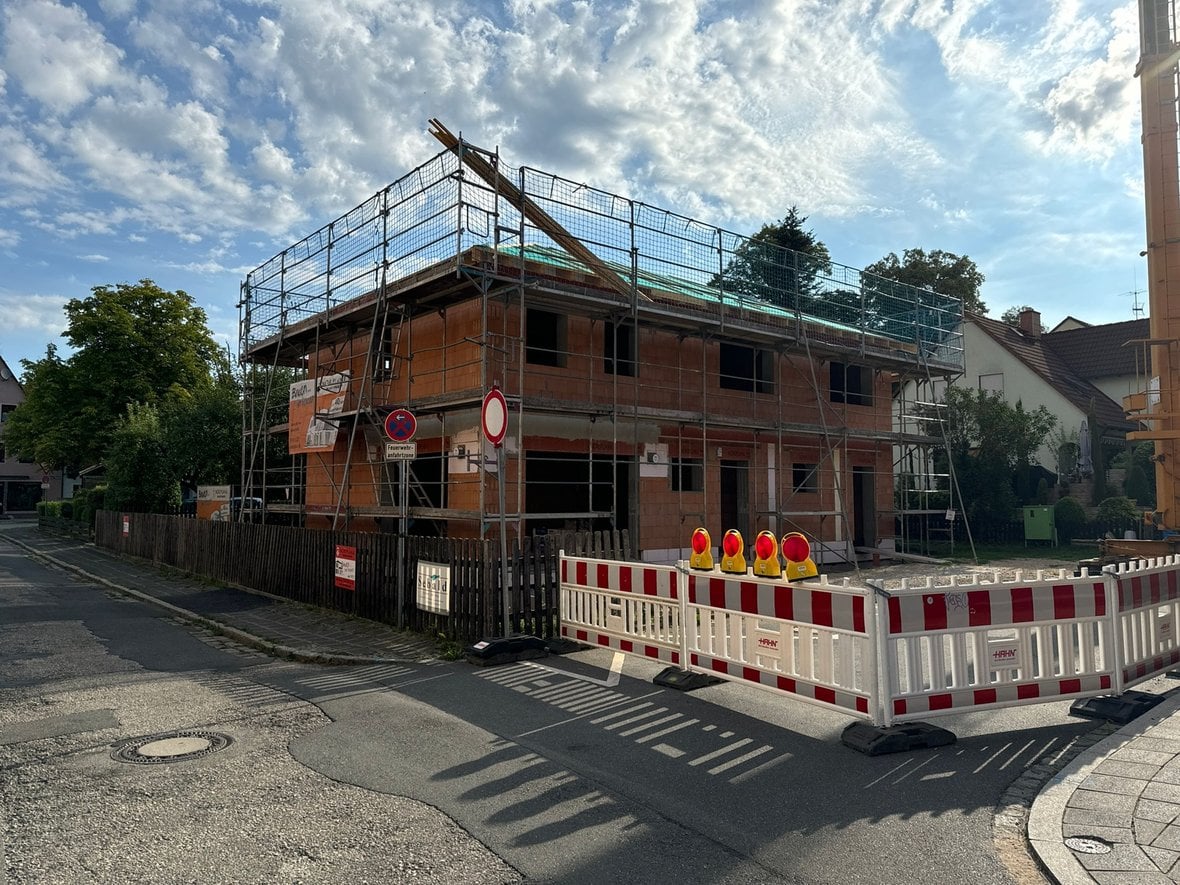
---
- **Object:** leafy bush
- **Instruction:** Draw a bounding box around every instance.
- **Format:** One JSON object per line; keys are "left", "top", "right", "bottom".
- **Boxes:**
{"left": 1125, "top": 463, "right": 1154, "bottom": 507}
{"left": 37, "top": 500, "right": 63, "bottom": 518}
{"left": 71, "top": 486, "right": 106, "bottom": 525}
{"left": 59, "top": 501, "right": 73, "bottom": 519}
{"left": 1054, "top": 496, "right": 1086, "bottom": 543}
{"left": 1096, "top": 496, "right": 1138, "bottom": 525}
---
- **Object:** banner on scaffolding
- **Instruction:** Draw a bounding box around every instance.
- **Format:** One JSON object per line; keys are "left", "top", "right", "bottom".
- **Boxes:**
{"left": 288, "top": 372, "right": 351, "bottom": 454}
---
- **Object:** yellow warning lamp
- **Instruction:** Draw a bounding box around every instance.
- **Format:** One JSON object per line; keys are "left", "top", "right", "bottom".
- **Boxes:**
{"left": 752, "top": 530, "right": 781, "bottom": 578}
{"left": 719, "top": 529, "right": 747, "bottom": 575}
{"left": 781, "top": 532, "right": 818, "bottom": 581}
{"left": 689, "top": 527, "right": 714, "bottom": 570}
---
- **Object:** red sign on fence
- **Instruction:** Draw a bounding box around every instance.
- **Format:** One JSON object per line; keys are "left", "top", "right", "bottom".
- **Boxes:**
{"left": 334, "top": 545, "right": 356, "bottom": 591}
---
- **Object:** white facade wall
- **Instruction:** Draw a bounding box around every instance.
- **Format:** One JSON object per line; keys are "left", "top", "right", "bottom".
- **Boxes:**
{"left": 961, "top": 323, "right": 1086, "bottom": 472}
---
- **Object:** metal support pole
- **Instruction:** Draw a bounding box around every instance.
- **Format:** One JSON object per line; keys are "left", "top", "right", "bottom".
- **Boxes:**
{"left": 498, "top": 444, "right": 510, "bottom": 636}
{"left": 398, "top": 459, "right": 407, "bottom": 628}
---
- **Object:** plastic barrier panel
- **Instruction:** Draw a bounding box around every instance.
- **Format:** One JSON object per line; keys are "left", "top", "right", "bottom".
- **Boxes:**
{"left": 1111, "top": 556, "right": 1180, "bottom": 689}
{"left": 881, "top": 569, "right": 1115, "bottom": 726}
{"left": 685, "top": 573, "right": 876, "bottom": 719}
{"left": 559, "top": 555, "right": 684, "bottom": 666}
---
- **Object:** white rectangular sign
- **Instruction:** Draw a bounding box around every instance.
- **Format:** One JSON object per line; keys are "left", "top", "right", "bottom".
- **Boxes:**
{"left": 988, "top": 639, "right": 1021, "bottom": 671}
{"left": 417, "top": 561, "right": 451, "bottom": 615}
{"left": 385, "top": 441, "right": 417, "bottom": 460}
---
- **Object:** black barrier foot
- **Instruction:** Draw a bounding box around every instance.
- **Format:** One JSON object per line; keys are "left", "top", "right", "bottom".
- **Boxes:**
{"left": 543, "top": 637, "right": 586, "bottom": 655}
{"left": 465, "top": 635, "right": 549, "bottom": 667}
{"left": 652, "top": 667, "right": 722, "bottom": 691}
{"left": 841, "top": 721, "right": 957, "bottom": 756}
{"left": 1070, "top": 691, "right": 1164, "bottom": 724}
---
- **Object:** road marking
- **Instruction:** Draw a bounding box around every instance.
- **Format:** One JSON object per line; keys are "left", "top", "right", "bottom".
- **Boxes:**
{"left": 892, "top": 754, "right": 938, "bottom": 783}
{"left": 515, "top": 689, "right": 666, "bottom": 737}
{"left": 864, "top": 759, "right": 914, "bottom": 789}
{"left": 518, "top": 652, "right": 625, "bottom": 687}
{"left": 689, "top": 738, "right": 752, "bottom": 767}
{"left": 653, "top": 743, "right": 686, "bottom": 758}
{"left": 1025, "top": 737, "right": 1059, "bottom": 767}
{"left": 634, "top": 718, "right": 700, "bottom": 744}
{"left": 973, "top": 742, "right": 1012, "bottom": 774}
{"left": 999, "top": 739, "right": 1036, "bottom": 770}
{"left": 729, "top": 752, "right": 793, "bottom": 784}
{"left": 619, "top": 713, "right": 683, "bottom": 737}
{"left": 603, "top": 707, "right": 670, "bottom": 731}
{"left": 920, "top": 771, "right": 956, "bottom": 781}
{"left": 708, "top": 744, "right": 772, "bottom": 775}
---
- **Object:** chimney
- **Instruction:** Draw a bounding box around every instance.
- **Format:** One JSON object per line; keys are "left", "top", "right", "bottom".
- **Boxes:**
{"left": 1018, "top": 308, "right": 1041, "bottom": 339}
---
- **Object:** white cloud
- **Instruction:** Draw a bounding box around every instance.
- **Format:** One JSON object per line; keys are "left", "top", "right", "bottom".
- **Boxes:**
{"left": 98, "top": 0, "right": 138, "bottom": 18}
{"left": 1032, "top": 4, "right": 1139, "bottom": 159}
{"left": 0, "top": 126, "right": 69, "bottom": 196}
{"left": 0, "top": 227, "right": 19, "bottom": 248}
{"left": 78, "top": 253, "right": 109, "bottom": 262}
{"left": 2, "top": 0, "right": 131, "bottom": 113}
{"left": 0, "top": 292, "right": 68, "bottom": 336}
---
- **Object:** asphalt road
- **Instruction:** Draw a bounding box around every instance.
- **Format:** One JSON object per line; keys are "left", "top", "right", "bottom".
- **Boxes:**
{"left": 0, "top": 538, "right": 1116, "bottom": 884}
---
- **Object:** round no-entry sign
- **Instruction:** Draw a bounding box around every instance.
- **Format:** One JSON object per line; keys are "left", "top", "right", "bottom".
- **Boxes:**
{"left": 482, "top": 387, "right": 508, "bottom": 447}
{"left": 384, "top": 408, "right": 417, "bottom": 442}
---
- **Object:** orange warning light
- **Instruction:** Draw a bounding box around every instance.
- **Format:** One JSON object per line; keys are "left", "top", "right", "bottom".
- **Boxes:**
{"left": 689, "top": 527, "right": 713, "bottom": 570}
{"left": 720, "top": 529, "right": 746, "bottom": 574}
{"left": 780, "top": 532, "right": 818, "bottom": 581}
{"left": 752, "top": 530, "right": 781, "bottom": 578}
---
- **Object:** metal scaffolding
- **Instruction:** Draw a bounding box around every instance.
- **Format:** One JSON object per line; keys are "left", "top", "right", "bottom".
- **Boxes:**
{"left": 239, "top": 131, "right": 964, "bottom": 562}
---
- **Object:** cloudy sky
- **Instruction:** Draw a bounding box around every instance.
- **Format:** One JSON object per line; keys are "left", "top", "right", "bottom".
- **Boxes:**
{"left": 0, "top": 0, "right": 1150, "bottom": 373}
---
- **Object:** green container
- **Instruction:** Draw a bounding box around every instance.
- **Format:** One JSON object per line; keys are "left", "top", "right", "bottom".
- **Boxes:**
{"left": 1024, "top": 506, "right": 1057, "bottom": 544}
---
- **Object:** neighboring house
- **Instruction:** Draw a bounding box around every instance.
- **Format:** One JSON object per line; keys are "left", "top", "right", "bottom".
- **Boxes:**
{"left": 239, "top": 136, "right": 963, "bottom": 563}
{"left": 961, "top": 309, "right": 1145, "bottom": 472}
{"left": 0, "top": 354, "right": 66, "bottom": 514}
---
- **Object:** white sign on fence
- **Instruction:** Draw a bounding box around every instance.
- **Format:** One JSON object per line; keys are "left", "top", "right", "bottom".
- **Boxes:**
{"left": 417, "top": 561, "right": 451, "bottom": 614}
{"left": 988, "top": 639, "right": 1021, "bottom": 671}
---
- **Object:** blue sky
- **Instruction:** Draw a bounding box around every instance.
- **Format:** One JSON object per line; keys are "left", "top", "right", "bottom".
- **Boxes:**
{"left": 0, "top": 0, "right": 1148, "bottom": 374}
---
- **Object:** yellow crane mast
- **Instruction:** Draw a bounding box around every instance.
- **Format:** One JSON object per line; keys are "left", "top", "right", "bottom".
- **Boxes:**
{"left": 1125, "top": 0, "right": 1180, "bottom": 536}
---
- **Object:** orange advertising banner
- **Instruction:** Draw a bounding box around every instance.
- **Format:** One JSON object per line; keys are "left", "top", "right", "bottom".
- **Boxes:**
{"left": 196, "top": 485, "right": 231, "bottom": 520}
{"left": 289, "top": 372, "right": 350, "bottom": 454}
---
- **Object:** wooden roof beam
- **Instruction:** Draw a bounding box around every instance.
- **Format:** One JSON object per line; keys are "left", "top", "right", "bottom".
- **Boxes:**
{"left": 429, "top": 118, "right": 647, "bottom": 303}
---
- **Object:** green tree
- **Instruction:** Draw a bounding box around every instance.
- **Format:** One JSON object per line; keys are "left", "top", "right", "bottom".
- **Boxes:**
{"left": 711, "top": 207, "right": 832, "bottom": 310}
{"left": 104, "top": 402, "right": 181, "bottom": 513}
{"left": 4, "top": 280, "right": 221, "bottom": 471}
{"left": 4, "top": 345, "right": 76, "bottom": 469}
{"left": 862, "top": 248, "right": 986, "bottom": 314}
{"left": 161, "top": 366, "right": 243, "bottom": 489}
{"left": 941, "top": 387, "right": 1056, "bottom": 525}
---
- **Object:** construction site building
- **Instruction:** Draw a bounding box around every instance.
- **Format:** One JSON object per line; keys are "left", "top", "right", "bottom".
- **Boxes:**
{"left": 240, "top": 126, "right": 964, "bottom": 563}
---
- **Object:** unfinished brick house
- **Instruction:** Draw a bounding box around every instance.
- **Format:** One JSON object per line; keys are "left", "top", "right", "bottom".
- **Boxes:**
{"left": 240, "top": 122, "right": 963, "bottom": 564}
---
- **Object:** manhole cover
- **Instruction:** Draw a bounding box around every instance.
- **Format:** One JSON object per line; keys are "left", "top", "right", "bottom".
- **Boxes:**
{"left": 1065, "top": 835, "right": 1113, "bottom": 855}
{"left": 111, "top": 730, "right": 232, "bottom": 765}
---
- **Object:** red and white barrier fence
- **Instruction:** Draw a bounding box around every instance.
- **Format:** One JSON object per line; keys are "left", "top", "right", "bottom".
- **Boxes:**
{"left": 558, "top": 552, "right": 1180, "bottom": 728}
{"left": 1110, "top": 555, "right": 1180, "bottom": 688}
{"left": 685, "top": 572, "right": 876, "bottom": 718}
{"left": 879, "top": 569, "right": 1114, "bottom": 726}
{"left": 559, "top": 556, "right": 684, "bottom": 667}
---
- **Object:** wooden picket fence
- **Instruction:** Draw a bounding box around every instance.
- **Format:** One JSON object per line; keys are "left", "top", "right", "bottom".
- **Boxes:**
{"left": 92, "top": 510, "right": 631, "bottom": 642}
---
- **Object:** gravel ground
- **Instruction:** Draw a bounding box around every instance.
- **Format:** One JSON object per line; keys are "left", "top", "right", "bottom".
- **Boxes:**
{"left": 855, "top": 552, "right": 1086, "bottom": 588}
{"left": 0, "top": 674, "right": 521, "bottom": 885}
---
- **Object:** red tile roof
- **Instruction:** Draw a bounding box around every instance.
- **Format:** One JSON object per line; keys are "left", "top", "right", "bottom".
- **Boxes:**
{"left": 969, "top": 313, "right": 1136, "bottom": 434}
